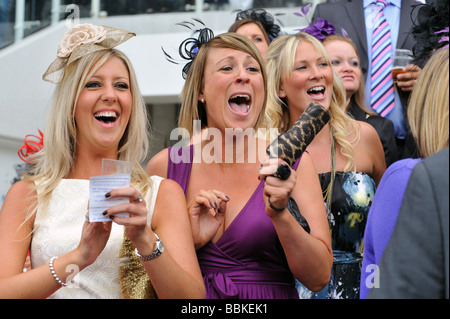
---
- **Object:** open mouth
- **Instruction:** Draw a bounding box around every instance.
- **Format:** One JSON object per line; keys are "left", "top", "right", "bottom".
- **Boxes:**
{"left": 228, "top": 94, "right": 251, "bottom": 114}
{"left": 94, "top": 111, "right": 119, "bottom": 125}
{"left": 307, "top": 86, "right": 326, "bottom": 99}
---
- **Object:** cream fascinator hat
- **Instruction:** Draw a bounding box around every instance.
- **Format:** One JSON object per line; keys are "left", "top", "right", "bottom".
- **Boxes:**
{"left": 43, "top": 23, "right": 135, "bottom": 84}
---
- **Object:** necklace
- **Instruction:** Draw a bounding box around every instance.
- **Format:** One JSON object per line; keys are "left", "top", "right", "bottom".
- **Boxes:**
{"left": 323, "top": 129, "right": 336, "bottom": 224}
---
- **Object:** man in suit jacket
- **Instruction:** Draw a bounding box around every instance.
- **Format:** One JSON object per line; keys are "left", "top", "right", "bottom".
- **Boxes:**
{"left": 368, "top": 147, "right": 449, "bottom": 298}
{"left": 312, "top": 0, "right": 423, "bottom": 159}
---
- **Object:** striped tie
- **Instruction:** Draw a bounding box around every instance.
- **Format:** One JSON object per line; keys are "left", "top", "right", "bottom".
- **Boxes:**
{"left": 370, "top": 0, "right": 395, "bottom": 117}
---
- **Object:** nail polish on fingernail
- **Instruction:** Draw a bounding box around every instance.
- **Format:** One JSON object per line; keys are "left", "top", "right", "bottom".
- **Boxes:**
{"left": 109, "top": 215, "right": 115, "bottom": 220}
{"left": 225, "top": 196, "right": 230, "bottom": 200}
{"left": 105, "top": 192, "right": 111, "bottom": 198}
{"left": 102, "top": 210, "right": 107, "bottom": 216}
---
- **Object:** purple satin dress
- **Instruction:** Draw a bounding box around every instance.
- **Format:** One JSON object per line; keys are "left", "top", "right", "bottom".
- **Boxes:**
{"left": 167, "top": 145, "right": 299, "bottom": 299}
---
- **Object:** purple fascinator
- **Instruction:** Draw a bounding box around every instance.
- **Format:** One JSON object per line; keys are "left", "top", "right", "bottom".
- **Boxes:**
{"left": 293, "top": 5, "right": 338, "bottom": 40}
{"left": 299, "top": 18, "right": 336, "bottom": 40}
{"left": 436, "top": 27, "right": 449, "bottom": 49}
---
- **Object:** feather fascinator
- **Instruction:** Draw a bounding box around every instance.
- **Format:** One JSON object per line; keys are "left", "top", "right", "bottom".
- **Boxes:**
{"left": 162, "top": 19, "right": 214, "bottom": 79}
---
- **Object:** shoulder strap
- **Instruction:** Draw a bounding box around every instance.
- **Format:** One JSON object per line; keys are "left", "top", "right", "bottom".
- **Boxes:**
{"left": 146, "top": 175, "right": 164, "bottom": 228}
{"left": 167, "top": 145, "right": 194, "bottom": 195}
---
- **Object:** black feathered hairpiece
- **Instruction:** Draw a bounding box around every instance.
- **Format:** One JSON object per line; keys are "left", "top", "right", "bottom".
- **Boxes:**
{"left": 234, "top": 8, "right": 283, "bottom": 41}
{"left": 162, "top": 19, "right": 215, "bottom": 79}
{"left": 411, "top": 0, "right": 449, "bottom": 63}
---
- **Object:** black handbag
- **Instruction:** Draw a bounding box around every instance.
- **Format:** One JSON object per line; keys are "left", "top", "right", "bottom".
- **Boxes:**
{"left": 287, "top": 197, "right": 310, "bottom": 234}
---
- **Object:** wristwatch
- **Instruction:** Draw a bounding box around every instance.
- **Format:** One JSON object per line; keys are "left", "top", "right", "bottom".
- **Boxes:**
{"left": 135, "top": 233, "right": 164, "bottom": 261}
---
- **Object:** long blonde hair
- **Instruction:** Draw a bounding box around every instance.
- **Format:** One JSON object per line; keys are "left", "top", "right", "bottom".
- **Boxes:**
{"left": 408, "top": 48, "right": 449, "bottom": 158}
{"left": 178, "top": 32, "right": 267, "bottom": 135}
{"left": 23, "top": 49, "right": 152, "bottom": 223}
{"left": 265, "top": 32, "right": 358, "bottom": 171}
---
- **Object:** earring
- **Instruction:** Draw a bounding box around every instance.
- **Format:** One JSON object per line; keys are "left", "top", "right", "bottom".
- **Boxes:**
{"left": 280, "top": 92, "right": 286, "bottom": 98}
{"left": 201, "top": 98, "right": 205, "bottom": 104}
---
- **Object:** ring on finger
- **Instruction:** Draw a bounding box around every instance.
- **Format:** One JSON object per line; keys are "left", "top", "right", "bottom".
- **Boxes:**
{"left": 268, "top": 197, "right": 285, "bottom": 212}
{"left": 275, "top": 164, "right": 291, "bottom": 180}
{"left": 134, "top": 196, "right": 143, "bottom": 203}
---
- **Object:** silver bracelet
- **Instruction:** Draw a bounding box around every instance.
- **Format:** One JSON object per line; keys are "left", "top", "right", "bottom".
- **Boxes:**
{"left": 49, "top": 257, "right": 69, "bottom": 287}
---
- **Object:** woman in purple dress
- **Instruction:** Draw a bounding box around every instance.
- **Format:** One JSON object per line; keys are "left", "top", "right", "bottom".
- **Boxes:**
{"left": 147, "top": 30, "right": 333, "bottom": 299}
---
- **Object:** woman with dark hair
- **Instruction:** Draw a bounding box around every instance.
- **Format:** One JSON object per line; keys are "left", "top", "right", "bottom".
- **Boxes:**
{"left": 228, "top": 8, "right": 282, "bottom": 61}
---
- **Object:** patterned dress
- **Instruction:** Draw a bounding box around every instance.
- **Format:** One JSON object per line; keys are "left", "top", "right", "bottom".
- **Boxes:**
{"left": 294, "top": 159, "right": 376, "bottom": 299}
{"left": 30, "top": 176, "right": 162, "bottom": 298}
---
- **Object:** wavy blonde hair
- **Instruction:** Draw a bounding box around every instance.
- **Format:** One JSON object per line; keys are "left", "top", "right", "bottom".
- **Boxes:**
{"left": 178, "top": 32, "right": 267, "bottom": 135}
{"left": 265, "top": 32, "right": 358, "bottom": 172}
{"left": 408, "top": 48, "right": 449, "bottom": 158}
{"left": 23, "top": 49, "right": 152, "bottom": 224}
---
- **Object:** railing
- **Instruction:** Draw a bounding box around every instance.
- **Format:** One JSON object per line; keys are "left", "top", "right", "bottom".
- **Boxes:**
{"left": 0, "top": 0, "right": 326, "bottom": 50}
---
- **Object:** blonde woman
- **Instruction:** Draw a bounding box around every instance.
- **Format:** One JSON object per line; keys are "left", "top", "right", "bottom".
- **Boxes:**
{"left": 148, "top": 31, "right": 332, "bottom": 298}
{"left": 265, "top": 32, "right": 385, "bottom": 299}
{"left": 0, "top": 24, "right": 204, "bottom": 299}
{"left": 361, "top": 47, "right": 449, "bottom": 299}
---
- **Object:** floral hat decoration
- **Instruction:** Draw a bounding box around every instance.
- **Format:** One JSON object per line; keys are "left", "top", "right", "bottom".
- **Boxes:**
{"left": 294, "top": 4, "right": 347, "bottom": 40}
{"left": 43, "top": 23, "right": 136, "bottom": 84}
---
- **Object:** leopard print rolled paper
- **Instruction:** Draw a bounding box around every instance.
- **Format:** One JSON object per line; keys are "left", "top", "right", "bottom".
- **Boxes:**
{"left": 266, "top": 102, "right": 330, "bottom": 167}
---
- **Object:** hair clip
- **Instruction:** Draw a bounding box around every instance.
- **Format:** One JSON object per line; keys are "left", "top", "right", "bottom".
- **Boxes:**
{"left": 162, "top": 19, "right": 214, "bottom": 79}
{"left": 234, "top": 8, "right": 284, "bottom": 41}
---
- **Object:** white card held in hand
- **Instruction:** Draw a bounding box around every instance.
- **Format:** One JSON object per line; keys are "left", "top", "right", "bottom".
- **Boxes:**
{"left": 89, "top": 174, "right": 130, "bottom": 222}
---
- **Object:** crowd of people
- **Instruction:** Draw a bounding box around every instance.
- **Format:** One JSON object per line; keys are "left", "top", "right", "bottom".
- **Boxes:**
{"left": 0, "top": 0, "right": 448, "bottom": 299}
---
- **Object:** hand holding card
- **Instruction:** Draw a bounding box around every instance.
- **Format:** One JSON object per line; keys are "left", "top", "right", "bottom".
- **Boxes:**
{"left": 88, "top": 159, "right": 132, "bottom": 222}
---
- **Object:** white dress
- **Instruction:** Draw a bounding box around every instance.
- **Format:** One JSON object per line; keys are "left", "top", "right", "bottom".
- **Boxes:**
{"left": 30, "top": 176, "right": 163, "bottom": 299}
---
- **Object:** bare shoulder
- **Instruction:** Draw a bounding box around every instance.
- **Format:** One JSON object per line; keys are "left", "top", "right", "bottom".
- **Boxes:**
{"left": 146, "top": 148, "right": 169, "bottom": 178}
{"left": 0, "top": 180, "right": 36, "bottom": 229}
{"left": 3, "top": 180, "right": 36, "bottom": 207}
{"left": 152, "top": 178, "right": 186, "bottom": 218}
{"left": 354, "top": 120, "right": 380, "bottom": 144}
{"left": 158, "top": 178, "right": 184, "bottom": 198}
{"left": 151, "top": 177, "right": 190, "bottom": 236}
